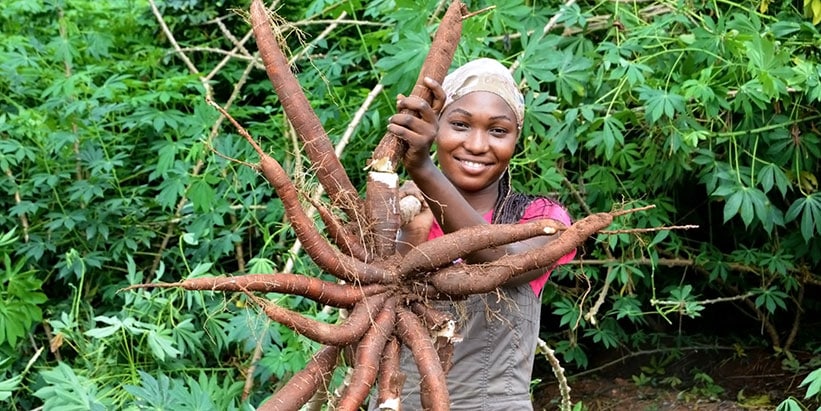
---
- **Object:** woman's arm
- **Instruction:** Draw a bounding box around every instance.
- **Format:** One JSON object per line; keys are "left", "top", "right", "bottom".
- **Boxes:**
{"left": 388, "top": 79, "right": 559, "bottom": 285}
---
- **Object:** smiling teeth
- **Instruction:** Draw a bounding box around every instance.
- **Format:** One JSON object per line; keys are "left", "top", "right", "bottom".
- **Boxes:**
{"left": 462, "top": 160, "right": 486, "bottom": 169}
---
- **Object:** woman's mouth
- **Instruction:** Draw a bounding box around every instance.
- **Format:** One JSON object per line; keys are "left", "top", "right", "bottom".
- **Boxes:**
{"left": 459, "top": 158, "right": 491, "bottom": 171}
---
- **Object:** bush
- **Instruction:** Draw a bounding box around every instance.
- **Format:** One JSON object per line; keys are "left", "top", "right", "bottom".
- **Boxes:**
{"left": 1, "top": 0, "right": 820, "bottom": 408}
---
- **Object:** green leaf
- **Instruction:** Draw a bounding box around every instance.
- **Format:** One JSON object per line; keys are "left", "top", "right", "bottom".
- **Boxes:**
{"left": 146, "top": 328, "right": 181, "bottom": 361}
{"left": 799, "top": 367, "right": 821, "bottom": 399}
{"left": 0, "top": 374, "right": 22, "bottom": 401}
{"left": 585, "top": 114, "right": 625, "bottom": 160}
{"left": 785, "top": 193, "right": 821, "bottom": 241}
{"left": 84, "top": 316, "right": 122, "bottom": 339}
{"left": 757, "top": 163, "right": 790, "bottom": 197}
{"left": 152, "top": 142, "right": 177, "bottom": 181}
{"left": 545, "top": 49, "right": 593, "bottom": 103}
{"left": 34, "top": 363, "right": 112, "bottom": 410}
{"left": 637, "top": 86, "right": 686, "bottom": 123}
{"left": 187, "top": 178, "right": 215, "bottom": 213}
{"left": 124, "top": 371, "right": 181, "bottom": 410}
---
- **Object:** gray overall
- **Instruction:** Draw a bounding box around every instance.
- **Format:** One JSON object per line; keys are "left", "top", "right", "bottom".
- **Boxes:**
{"left": 370, "top": 282, "right": 541, "bottom": 410}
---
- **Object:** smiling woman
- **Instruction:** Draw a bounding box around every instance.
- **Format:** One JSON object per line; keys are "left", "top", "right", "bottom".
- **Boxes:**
{"left": 385, "top": 58, "right": 576, "bottom": 410}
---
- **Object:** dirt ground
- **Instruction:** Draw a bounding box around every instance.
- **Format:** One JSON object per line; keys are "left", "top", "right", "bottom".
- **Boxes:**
{"left": 531, "top": 347, "right": 818, "bottom": 411}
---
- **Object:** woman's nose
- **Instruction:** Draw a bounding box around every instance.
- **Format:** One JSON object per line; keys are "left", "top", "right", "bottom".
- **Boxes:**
{"left": 463, "top": 130, "right": 489, "bottom": 153}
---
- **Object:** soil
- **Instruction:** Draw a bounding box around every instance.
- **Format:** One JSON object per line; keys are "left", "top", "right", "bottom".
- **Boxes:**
{"left": 531, "top": 346, "right": 819, "bottom": 411}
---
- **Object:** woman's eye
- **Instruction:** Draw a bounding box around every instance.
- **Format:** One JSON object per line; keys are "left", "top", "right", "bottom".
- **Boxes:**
{"left": 450, "top": 121, "right": 468, "bottom": 130}
{"left": 490, "top": 128, "right": 509, "bottom": 136}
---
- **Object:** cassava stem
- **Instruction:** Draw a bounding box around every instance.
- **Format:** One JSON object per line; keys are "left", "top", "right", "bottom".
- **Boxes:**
{"left": 249, "top": 0, "right": 360, "bottom": 218}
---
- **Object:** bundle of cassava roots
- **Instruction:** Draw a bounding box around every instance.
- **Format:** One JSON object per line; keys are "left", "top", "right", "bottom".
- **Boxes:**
{"left": 128, "top": 1, "right": 643, "bottom": 409}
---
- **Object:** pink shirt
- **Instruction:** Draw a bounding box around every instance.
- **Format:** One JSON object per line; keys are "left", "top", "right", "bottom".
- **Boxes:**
{"left": 427, "top": 197, "right": 576, "bottom": 295}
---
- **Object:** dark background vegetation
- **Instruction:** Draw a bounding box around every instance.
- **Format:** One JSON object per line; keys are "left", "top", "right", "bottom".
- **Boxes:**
{"left": 1, "top": 0, "right": 820, "bottom": 409}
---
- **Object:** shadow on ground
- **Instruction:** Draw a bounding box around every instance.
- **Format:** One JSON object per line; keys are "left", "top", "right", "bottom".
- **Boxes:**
{"left": 532, "top": 347, "right": 819, "bottom": 411}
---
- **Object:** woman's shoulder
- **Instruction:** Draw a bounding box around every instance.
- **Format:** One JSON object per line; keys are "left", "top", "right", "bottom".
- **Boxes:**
{"left": 519, "top": 196, "right": 573, "bottom": 225}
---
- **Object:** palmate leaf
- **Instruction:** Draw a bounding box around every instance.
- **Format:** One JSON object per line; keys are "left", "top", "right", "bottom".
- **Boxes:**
{"left": 713, "top": 183, "right": 772, "bottom": 228}
{"left": 753, "top": 287, "right": 789, "bottom": 314}
{"left": 543, "top": 49, "right": 593, "bottom": 103}
{"left": 744, "top": 36, "right": 791, "bottom": 98}
{"left": 799, "top": 367, "right": 821, "bottom": 398}
{"left": 637, "top": 86, "right": 686, "bottom": 123}
{"left": 1, "top": 252, "right": 45, "bottom": 348}
{"left": 785, "top": 192, "right": 821, "bottom": 241}
{"left": 757, "top": 163, "right": 790, "bottom": 197}
{"left": 555, "top": 52, "right": 593, "bottom": 101}
{"left": 585, "top": 114, "right": 625, "bottom": 160}
{"left": 0, "top": 374, "right": 22, "bottom": 401}
{"left": 124, "top": 371, "right": 182, "bottom": 410}
{"left": 34, "top": 363, "right": 112, "bottom": 411}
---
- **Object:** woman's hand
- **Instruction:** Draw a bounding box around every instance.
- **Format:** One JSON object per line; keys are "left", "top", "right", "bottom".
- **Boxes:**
{"left": 388, "top": 77, "right": 446, "bottom": 170}
{"left": 396, "top": 180, "right": 434, "bottom": 254}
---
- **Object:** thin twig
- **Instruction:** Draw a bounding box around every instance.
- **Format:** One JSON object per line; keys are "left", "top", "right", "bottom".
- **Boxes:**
{"left": 784, "top": 284, "right": 804, "bottom": 354}
{"left": 242, "top": 318, "right": 270, "bottom": 400}
{"left": 5, "top": 169, "right": 29, "bottom": 242}
{"left": 205, "top": 32, "right": 262, "bottom": 81}
{"left": 150, "top": 58, "right": 256, "bottom": 277}
{"left": 461, "top": 5, "right": 495, "bottom": 20}
{"left": 610, "top": 204, "right": 655, "bottom": 217}
{"left": 651, "top": 292, "right": 756, "bottom": 307}
{"left": 428, "top": 0, "right": 447, "bottom": 26}
{"left": 599, "top": 224, "right": 699, "bottom": 235}
{"left": 509, "top": 0, "right": 576, "bottom": 74}
{"left": 562, "top": 346, "right": 736, "bottom": 381}
{"left": 147, "top": 0, "right": 209, "bottom": 96}
{"left": 542, "top": 0, "right": 576, "bottom": 36}
{"left": 289, "top": 11, "right": 348, "bottom": 64}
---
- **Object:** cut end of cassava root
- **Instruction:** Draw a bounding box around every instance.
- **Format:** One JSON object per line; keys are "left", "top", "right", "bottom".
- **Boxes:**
{"left": 377, "top": 398, "right": 400, "bottom": 410}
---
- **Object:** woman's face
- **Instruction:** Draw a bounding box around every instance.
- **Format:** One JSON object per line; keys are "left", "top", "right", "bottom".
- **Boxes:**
{"left": 435, "top": 91, "right": 518, "bottom": 195}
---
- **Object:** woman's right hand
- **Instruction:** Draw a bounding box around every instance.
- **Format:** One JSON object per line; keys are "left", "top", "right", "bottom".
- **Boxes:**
{"left": 387, "top": 77, "right": 446, "bottom": 170}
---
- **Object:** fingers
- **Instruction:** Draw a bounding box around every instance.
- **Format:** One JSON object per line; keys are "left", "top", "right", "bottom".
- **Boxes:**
{"left": 395, "top": 95, "right": 439, "bottom": 129}
{"left": 423, "top": 77, "right": 446, "bottom": 113}
{"left": 388, "top": 95, "right": 438, "bottom": 145}
{"left": 396, "top": 94, "right": 432, "bottom": 116}
{"left": 387, "top": 115, "right": 431, "bottom": 139}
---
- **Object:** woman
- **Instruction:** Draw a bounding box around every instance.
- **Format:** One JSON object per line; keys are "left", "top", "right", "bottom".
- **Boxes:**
{"left": 384, "top": 58, "right": 575, "bottom": 410}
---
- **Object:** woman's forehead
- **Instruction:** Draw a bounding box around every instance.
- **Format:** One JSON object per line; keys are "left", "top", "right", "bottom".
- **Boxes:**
{"left": 441, "top": 91, "right": 517, "bottom": 121}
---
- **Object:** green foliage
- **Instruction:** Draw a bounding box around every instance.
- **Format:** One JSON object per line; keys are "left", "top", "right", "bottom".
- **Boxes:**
{"left": 800, "top": 368, "right": 821, "bottom": 400}
{"left": 0, "top": 229, "right": 46, "bottom": 348}
{"left": 1, "top": 0, "right": 821, "bottom": 408}
{"left": 123, "top": 370, "right": 246, "bottom": 411}
{"left": 33, "top": 363, "right": 115, "bottom": 411}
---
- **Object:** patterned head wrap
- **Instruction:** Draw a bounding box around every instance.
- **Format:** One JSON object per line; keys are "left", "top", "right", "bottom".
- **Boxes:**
{"left": 440, "top": 58, "right": 525, "bottom": 128}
